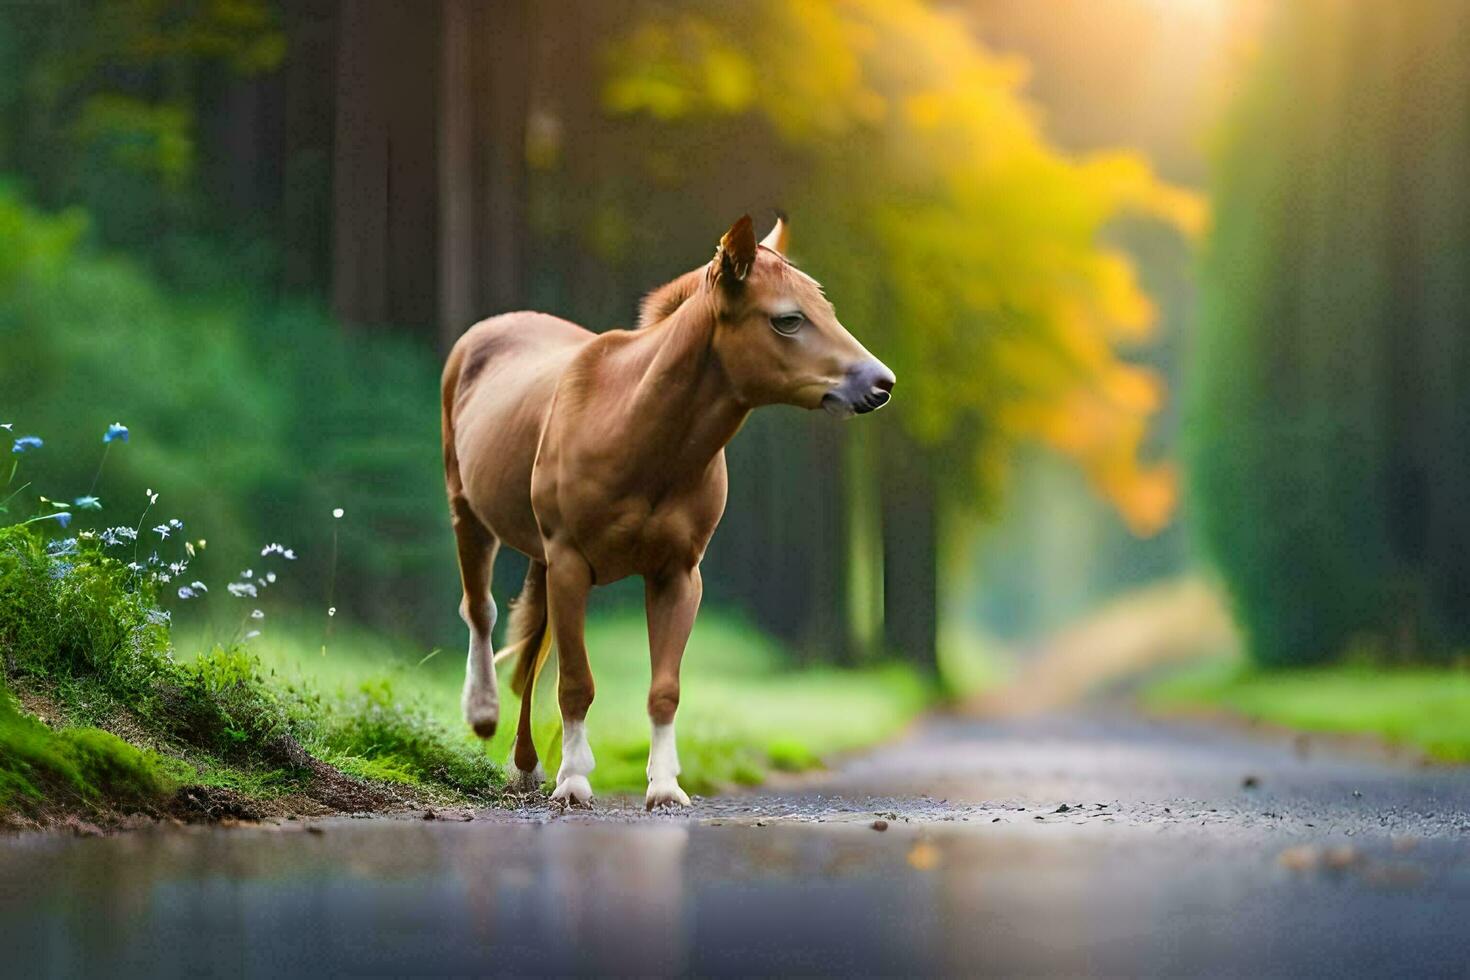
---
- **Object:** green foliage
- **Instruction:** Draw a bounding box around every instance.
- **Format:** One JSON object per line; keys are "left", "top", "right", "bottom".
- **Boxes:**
{"left": 0, "top": 0, "right": 284, "bottom": 257}
{"left": 165, "top": 647, "right": 293, "bottom": 760}
{"left": 0, "top": 186, "right": 456, "bottom": 639}
{"left": 1148, "top": 658, "right": 1470, "bottom": 762}
{"left": 0, "top": 524, "right": 170, "bottom": 699}
{"left": 1191, "top": 0, "right": 1470, "bottom": 666}
{"left": 0, "top": 522, "right": 501, "bottom": 815}
{"left": 592, "top": 0, "right": 1199, "bottom": 529}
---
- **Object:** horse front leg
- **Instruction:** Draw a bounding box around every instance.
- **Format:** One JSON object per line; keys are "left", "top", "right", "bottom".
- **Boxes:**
{"left": 547, "top": 551, "right": 596, "bottom": 805}
{"left": 644, "top": 566, "right": 702, "bottom": 809}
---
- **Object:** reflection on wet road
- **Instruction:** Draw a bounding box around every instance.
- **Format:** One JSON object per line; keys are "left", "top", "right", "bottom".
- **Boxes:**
{"left": 5, "top": 713, "right": 1470, "bottom": 977}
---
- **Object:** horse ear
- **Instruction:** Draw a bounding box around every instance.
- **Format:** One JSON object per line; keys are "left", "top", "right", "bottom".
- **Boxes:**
{"left": 716, "top": 215, "right": 757, "bottom": 285}
{"left": 760, "top": 212, "right": 789, "bottom": 255}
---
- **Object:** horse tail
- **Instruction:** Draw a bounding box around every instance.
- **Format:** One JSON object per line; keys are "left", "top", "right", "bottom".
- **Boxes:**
{"left": 494, "top": 560, "right": 551, "bottom": 698}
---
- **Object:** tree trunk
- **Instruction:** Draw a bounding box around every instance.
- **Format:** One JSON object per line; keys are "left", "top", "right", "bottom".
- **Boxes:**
{"left": 332, "top": 0, "right": 441, "bottom": 331}
{"left": 879, "top": 421, "right": 939, "bottom": 671}
{"left": 280, "top": 0, "right": 337, "bottom": 294}
{"left": 438, "top": 0, "right": 530, "bottom": 351}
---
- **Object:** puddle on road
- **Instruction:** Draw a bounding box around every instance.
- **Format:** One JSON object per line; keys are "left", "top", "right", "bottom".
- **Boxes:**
{"left": 4, "top": 817, "right": 1465, "bottom": 977}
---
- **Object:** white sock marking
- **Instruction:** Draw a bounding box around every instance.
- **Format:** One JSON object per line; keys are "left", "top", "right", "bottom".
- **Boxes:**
{"left": 552, "top": 717, "right": 595, "bottom": 804}
{"left": 460, "top": 600, "right": 498, "bottom": 733}
{"left": 645, "top": 721, "right": 690, "bottom": 808}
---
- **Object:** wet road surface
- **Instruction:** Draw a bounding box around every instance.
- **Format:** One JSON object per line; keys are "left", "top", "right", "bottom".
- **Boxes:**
{"left": 5, "top": 712, "right": 1470, "bottom": 977}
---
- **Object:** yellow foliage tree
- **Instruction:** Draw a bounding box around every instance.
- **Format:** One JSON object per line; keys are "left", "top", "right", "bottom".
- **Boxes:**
{"left": 605, "top": 0, "right": 1202, "bottom": 534}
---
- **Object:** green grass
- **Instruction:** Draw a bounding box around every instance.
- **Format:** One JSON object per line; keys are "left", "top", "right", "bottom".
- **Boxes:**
{"left": 194, "top": 606, "right": 932, "bottom": 795}
{"left": 1, "top": 513, "right": 931, "bottom": 819}
{"left": 0, "top": 676, "right": 179, "bottom": 814}
{"left": 1146, "top": 657, "right": 1470, "bottom": 762}
{"left": 0, "top": 522, "right": 501, "bottom": 819}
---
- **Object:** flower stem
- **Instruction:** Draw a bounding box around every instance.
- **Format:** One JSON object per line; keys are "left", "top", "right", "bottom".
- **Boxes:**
{"left": 129, "top": 496, "right": 156, "bottom": 587}
{"left": 322, "top": 522, "right": 339, "bottom": 657}
{"left": 0, "top": 480, "right": 32, "bottom": 512}
{"left": 88, "top": 442, "right": 112, "bottom": 495}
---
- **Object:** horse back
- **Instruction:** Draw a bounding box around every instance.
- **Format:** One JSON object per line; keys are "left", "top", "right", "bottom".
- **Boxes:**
{"left": 443, "top": 312, "right": 594, "bottom": 556}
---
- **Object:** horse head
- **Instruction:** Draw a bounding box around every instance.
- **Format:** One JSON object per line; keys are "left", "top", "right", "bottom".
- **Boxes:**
{"left": 706, "top": 214, "right": 895, "bottom": 418}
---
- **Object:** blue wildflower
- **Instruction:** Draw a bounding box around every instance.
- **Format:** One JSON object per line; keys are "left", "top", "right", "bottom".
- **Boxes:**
{"left": 48, "top": 562, "right": 74, "bottom": 580}
{"left": 12, "top": 435, "right": 42, "bottom": 454}
{"left": 103, "top": 423, "right": 129, "bottom": 444}
{"left": 74, "top": 495, "right": 102, "bottom": 511}
{"left": 168, "top": 518, "right": 183, "bottom": 531}
{"left": 153, "top": 524, "right": 171, "bottom": 539}
{"left": 177, "top": 586, "right": 197, "bottom": 600}
{"left": 190, "top": 580, "right": 208, "bottom": 593}
{"left": 53, "top": 512, "right": 71, "bottom": 529}
{"left": 47, "top": 538, "right": 78, "bottom": 556}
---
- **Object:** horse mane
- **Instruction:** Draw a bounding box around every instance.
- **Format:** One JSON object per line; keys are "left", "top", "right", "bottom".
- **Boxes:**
{"left": 636, "top": 247, "right": 802, "bottom": 330}
{"left": 636, "top": 267, "right": 707, "bottom": 329}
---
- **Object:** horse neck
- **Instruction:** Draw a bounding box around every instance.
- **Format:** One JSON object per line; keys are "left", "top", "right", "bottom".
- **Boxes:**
{"left": 623, "top": 292, "right": 748, "bottom": 479}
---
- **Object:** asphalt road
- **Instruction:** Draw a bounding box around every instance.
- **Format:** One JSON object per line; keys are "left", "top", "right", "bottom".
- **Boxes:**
{"left": 5, "top": 711, "right": 1470, "bottom": 978}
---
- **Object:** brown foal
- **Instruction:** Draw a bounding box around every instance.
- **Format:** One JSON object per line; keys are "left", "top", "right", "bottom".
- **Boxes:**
{"left": 441, "top": 215, "right": 894, "bottom": 807}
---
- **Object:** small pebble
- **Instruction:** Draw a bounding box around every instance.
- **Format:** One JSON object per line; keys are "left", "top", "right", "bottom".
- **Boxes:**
{"left": 871, "top": 819, "right": 889, "bottom": 832}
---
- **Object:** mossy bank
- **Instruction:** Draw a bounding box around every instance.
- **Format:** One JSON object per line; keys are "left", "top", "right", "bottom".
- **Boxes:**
{"left": 0, "top": 523, "right": 504, "bottom": 832}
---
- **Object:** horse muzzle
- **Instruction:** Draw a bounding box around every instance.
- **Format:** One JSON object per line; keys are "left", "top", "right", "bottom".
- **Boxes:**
{"left": 821, "top": 360, "right": 896, "bottom": 418}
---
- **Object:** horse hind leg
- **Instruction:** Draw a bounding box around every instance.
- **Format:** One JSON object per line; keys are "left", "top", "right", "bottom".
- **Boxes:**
{"left": 452, "top": 497, "right": 500, "bottom": 738}
{"left": 502, "top": 560, "right": 551, "bottom": 793}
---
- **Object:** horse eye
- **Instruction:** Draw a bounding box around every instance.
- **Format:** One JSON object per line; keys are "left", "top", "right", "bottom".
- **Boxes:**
{"left": 770, "top": 312, "right": 805, "bottom": 336}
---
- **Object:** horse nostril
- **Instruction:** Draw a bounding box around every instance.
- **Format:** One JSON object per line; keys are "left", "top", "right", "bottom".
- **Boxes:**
{"left": 869, "top": 388, "right": 890, "bottom": 407}
{"left": 869, "top": 366, "right": 896, "bottom": 395}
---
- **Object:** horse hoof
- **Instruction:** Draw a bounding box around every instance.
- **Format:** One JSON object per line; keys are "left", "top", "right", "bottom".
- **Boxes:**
{"left": 551, "top": 775, "right": 593, "bottom": 806}
{"left": 508, "top": 765, "right": 545, "bottom": 794}
{"left": 645, "top": 779, "right": 690, "bottom": 810}
{"left": 462, "top": 686, "right": 498, "bottom": 739}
